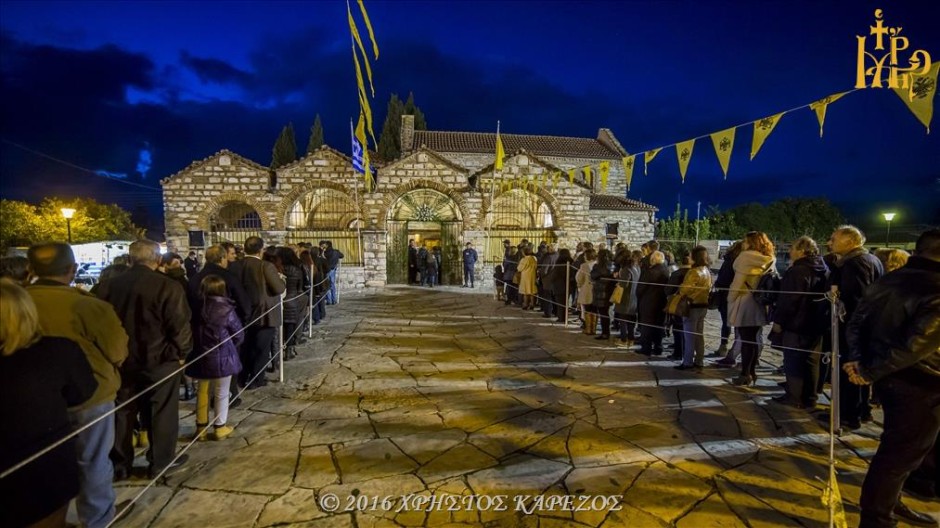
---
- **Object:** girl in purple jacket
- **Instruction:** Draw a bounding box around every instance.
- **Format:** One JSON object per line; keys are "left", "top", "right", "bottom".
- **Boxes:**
{"left": 186, "top": 275, "right": 243, "bottom": 440}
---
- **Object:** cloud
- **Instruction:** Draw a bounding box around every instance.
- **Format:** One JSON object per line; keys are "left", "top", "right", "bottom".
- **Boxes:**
{"left": 179, "top": 50, "right": 252, "bottom": 86}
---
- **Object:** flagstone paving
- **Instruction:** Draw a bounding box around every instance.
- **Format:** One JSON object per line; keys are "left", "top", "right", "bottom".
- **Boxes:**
{"left": 112, "top": 286, "right": 939, "bottom": 527}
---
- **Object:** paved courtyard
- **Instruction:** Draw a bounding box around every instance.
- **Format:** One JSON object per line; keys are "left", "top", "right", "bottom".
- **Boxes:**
{"left": 112, "top": 286, "right": 937, "bottom": 528}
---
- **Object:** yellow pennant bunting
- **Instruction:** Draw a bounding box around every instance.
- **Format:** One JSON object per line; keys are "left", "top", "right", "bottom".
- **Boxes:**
{"left": 494, "top": 131, "right": 505, "bottom": 170}
{"left": 552, "top": 171, "right": 560, "bottom": 189}
{"left": 750, "top": 112, "right": 785, "bottom": 160}
{"left": 567, "top": 168, "right": 575, "bottom": 183}
{"left": 709, "top": 127, "right": 735, "bottom": 179}
{"left": 675, "top": 139, "right": 695, "bottom": 183}
{"left": 892, "top": 61, "right": 939, "bottom": 133}
{"left": 540, "top": 172, "right": 547, "bottom": 191}
{"left": 356, "top": 0, "right": 379, "bottom": 59}
{"left": 622, "top": 155, "right": 636, "bottom": 190}
{"left": 584, "top": 166, "right": 592, "bottom": 185}
{"left": 347, "top": 3, "right": 375, "bottom": 97}
{"left": 809, "top": 92, "right": 848, "bottom": 137}
{"left": 644, "top": 148, "right": 662, "bottom": 175}
{"left": 821, "top": 465, "right": 849, "bottom": 528}
{"left": 599, "top": 161, "right": 610, "bottom": 191}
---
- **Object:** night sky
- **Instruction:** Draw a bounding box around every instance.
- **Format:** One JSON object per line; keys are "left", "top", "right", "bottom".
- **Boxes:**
{"left": 1, "top": 0, "right": 938, "bottom": 237}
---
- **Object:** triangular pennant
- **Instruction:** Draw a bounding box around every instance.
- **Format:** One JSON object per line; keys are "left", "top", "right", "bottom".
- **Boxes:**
{"left": 567, "top": 169, "right": 575, "bottom": 184}
{"left": 821, "top": 465, "right": 849, "bottom": 528}
{"left": 710, "top": 127, "right": 735, "bottom": 179}
{"left": 552, "top": 171, "right": 560, "bottom": 190}
{"left": 622, "top": 155, "right": 636, "bottom": 190}
{"left": 675, "top": 139, "right": 695, "bottom": 183}
{"left": 750, "top": 112, "right": 786, "bottom": 160}
{"left": 599, "top": 161, "right": 610, "bottom": 191}
{"left": 494, "top": 131, "right": 505, "bottom": 170}
{"left": 892, "top": 61, "right": 939, "bottom": 133}
{"left": 584, "top": 166, "right": 592, "bottom": 186}
{"left": 809, "top": 92, "right": 849, "bottom": 137}
{"left": 644, "top": 148, "right": 662, "bottom": 176}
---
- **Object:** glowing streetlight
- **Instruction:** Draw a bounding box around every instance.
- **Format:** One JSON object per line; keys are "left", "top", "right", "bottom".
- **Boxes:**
{"left": 61, "top": 208, "right": 76, "bottom": 244}
{"left": 882, "top": 212, "right": 896, "bottom": 248}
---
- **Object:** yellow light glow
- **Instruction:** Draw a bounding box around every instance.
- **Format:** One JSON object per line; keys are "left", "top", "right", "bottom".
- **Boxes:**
{"left": 61, "top": 208, "right": 76, "bottom": 219}
{"left": 882, "top": 212, "right": 896, "bottom": 222}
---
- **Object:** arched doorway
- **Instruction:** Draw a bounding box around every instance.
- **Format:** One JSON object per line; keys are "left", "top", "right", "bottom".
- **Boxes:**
{"left": 285, "top": 188, "right": 363, "bottom": 264}
{"left": 484, "top": 189, "right": 558, "bottom": 263}
{"left": 387, "top": 189, "right": 463, "bottom": 284}
{"left": 209, "top": 201, "right": 263, "bottom": 244}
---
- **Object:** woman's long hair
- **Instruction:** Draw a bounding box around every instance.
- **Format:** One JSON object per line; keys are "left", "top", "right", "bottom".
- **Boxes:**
{"left": 0, "top": 278, "right": 42, "bottom": 355}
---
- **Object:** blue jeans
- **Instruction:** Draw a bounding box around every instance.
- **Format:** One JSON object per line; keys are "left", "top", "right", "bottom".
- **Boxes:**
{"left": 327, "top": 269, "right": 338, "bottom": 304}
{"left": 682, "top": 307, "right": 707, "bottom": 367}
{"left": 68, "top": 401, "right": 116, "bottom": 528}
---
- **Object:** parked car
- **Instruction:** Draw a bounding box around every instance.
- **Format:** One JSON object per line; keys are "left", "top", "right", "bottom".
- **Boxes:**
{"left": 73, "top": 275, "right": 98, "bottom": 291}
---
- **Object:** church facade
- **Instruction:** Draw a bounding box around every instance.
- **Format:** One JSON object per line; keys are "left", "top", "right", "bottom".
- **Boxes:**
{"left": 161, "top": 117, "right": 657, "bottom": 286}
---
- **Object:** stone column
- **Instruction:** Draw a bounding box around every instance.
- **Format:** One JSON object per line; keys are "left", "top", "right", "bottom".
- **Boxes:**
{"left": 361, "top": 229, "right": 388, "bottom": 287}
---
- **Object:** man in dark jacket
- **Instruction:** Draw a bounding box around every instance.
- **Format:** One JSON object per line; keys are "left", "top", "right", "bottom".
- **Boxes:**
{"left": 190, "top": 245, "right": 251, "bottom": 324}
{"left": 184, "top": 251, "right": 199, "bottom": 278}
{"left": 320, "top": 241, "right": 344, "bottom": 305}
{"left": 637, "top": 250, "right": 670, "bottom": 356}
{"left": 845, "top": 229, "right": 940, "bottom": 528}
{"left": 537, "top": 244, "right": 557, "bottom": 316}
{"left": 97, "top": 239, "right": 192, "bottom": 480}
{"left": 462, "top": 242, "right": 478, "bottom": 288}
{"left": 408, "top": 239, "right": 418, "bottom": 285}
{"left": 828, "top": 225, "right": 884, "bottom": 429}
{"left": 229, "top": 236, "right": 286, "bottom": 389}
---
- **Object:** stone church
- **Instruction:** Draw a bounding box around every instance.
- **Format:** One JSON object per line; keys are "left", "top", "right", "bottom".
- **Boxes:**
{"left": 161, "top": 116, "right": 657, "bottom": 286}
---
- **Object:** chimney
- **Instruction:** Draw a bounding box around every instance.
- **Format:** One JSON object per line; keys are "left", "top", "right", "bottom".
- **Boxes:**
{"left": 400, "top": 114, "right": 415, "bottom": 153}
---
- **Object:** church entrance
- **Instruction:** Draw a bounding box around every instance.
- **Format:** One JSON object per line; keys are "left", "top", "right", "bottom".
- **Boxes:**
{"left": 386, "top": 189, "right": 463, "bottom": 285}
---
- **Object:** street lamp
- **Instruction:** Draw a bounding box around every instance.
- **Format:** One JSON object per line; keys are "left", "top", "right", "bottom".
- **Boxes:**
{"left": 882, "top": 212, "right": 896, "bottom": 248}
{"left": 61, "top": 208, "right": 76, "bottom": 244}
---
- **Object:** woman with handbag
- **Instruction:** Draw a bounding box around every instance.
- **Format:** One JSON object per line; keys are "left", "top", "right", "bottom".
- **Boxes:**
{"left": 614, "top": 250, "right": 641, "bottom": 346}
{"left": 728, "top": 231, "right": 776, "bottom": 386}
{"left": 576, "top": 248, "right": 597, "bottom": 335}
{"left": 517, "top": 247, "right": 538, "bottom": 310}
{"left": 665, "top": 255, "right": 692, "bottom": 359}
{"left": 675, "top": 246, "right": 713, "bottom": 371}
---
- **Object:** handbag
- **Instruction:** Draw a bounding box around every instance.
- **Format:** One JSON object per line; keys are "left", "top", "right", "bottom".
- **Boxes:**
{"left": 512, "top": 271, "right": 521, "bottom": 285}
{"left": 610, "top": 284, "right": 625, "bottom": 304}
{"left": 665, "top": 294, "right": 691, "bottom": 317}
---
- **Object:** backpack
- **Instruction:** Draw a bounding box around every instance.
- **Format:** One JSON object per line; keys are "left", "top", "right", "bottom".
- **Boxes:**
{"left": 753, "top": 270, "right": 781, "bottom": 306}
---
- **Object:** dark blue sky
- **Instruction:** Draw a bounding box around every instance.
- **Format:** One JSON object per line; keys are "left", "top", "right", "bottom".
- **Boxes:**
{"left": 1, "top": 0, "right": 937, "bottom": 235}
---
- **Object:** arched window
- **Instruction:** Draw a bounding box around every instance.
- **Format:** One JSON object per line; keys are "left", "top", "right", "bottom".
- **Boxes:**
{"left": 211, "top": 202, "right": 262, "bottom": 230}
{"left": 288, "top": 188, "right": 358, "bottom": 229}
{"left": 487, "top": 189, "right": 555, "bottom": 229}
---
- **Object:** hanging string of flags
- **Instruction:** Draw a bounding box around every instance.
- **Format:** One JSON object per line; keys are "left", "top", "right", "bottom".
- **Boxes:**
{"left": 347, "top": 0, "right": 379, "bottom": 192}
{"left": 485, "top": 60, "right": 936, "bottom": 195}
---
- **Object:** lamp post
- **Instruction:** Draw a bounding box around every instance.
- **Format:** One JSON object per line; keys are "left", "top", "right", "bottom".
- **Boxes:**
{"left": 61, "top": 208, "right": 76, "bottom": 244}
{"left": 882, "top": 212, "right": 896, "bottom": 248}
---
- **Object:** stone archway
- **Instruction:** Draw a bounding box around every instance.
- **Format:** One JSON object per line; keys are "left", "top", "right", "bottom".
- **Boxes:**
{"left": 385, "top": 187, "right": 464, "bottom": 285}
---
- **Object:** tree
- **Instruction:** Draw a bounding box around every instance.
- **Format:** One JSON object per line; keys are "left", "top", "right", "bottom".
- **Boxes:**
{"left": 698, "top": 197, "right": 846, "bottom": 244}
{"left": 377, "top": 94, "right": 405, "bottom": 160}
{"left": 656, "top": 202, "right": 712, "bottom": 259}
{"left": 306, "top": 114, "right": 324, "bottom": 154}
{"left": 270, "top": 122, "right": 298, "bottom": 169}
{"left": 1, "top": 197, "right": 144, "bottom": 251}
{"left": 403, "top": 92, "right": 428, "bottom": 130}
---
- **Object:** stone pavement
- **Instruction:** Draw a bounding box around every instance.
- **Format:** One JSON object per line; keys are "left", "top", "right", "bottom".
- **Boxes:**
{"left": 113, "top": 286, "right": 938, "bottom": 528}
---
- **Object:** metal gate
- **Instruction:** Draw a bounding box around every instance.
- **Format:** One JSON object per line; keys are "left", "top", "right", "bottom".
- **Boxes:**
{"left": 386, "top": 220, "right": 409, "bottom": 284}
{"left": 440, "top": 221, "right": 462, "bottom": 285}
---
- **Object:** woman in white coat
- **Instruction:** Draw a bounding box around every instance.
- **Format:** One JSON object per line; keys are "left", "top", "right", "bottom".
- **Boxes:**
{"left": 728, "top": 231, "right": 776, "bottom": 386}
{"left": 576, "top": 248, "right": 597, "bottom": 335}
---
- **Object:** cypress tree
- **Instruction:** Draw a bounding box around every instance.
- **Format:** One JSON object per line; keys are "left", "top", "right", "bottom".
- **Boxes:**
{"left": 403, "top": 92, "right": 427, "bottom": 130}
{"left": 307, "top": 114, "right": 324, "bottom": 154}
{"left": 377, "top": 94, "right": 405, "bottom": 160}
{"left": 271, "top": 122, "right": 298, "bottom": 169}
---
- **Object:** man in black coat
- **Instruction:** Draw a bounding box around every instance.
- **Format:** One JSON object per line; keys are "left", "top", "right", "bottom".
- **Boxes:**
{"left": 636, "top": 250, "right": 669, "bottom": 356}
{"left": 845, "top": 229, "right": 940, "bottom": 528}
{"left": 320, "top": 241, "right": 344, "bottom": 305}
{"left": 183, "top": 251, "right": 199, "bottom": 279}
{"left": 97, "top": 239, "right": 192, "bottom": 479}
{"left": 229, "top": 236, "right": 285, "bottom": 389}
{"left": 828, "top": 225, "right": 884, "bottom": 429}
{"left": 408, "top": 239, "right": 418, "bottom": 285}
{"left": 189, "top": 245, "right": 251, "bottom": 324}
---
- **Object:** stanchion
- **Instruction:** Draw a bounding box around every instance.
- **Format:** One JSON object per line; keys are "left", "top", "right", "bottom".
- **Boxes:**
{"left": 829, "top": 285, "right": 841, "bottom": 435}
{"left": 564, "top": 264, "right": 571, "bottom": 329}
{"left": 308, "top": 265, "right": 314, "bottom": 339}
{"left": 278, "top": 298, "right": 285, "bottom": 383}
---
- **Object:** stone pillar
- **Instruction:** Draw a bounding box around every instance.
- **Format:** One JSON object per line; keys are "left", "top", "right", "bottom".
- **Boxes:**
{"left": 361, "top": 229, "right": 388, "bottom": 287}
{"left": 400, "top": 115, "right": 415, "bottom": 152}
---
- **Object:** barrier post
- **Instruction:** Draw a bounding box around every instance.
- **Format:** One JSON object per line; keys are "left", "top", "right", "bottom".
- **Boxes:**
{"left": 564, "top": 264, "right": 571, "bottom": 329}
{"left": 829, "top": 285, "right": 841, "bottom": 435}
{"left": 278, "top": 298, "right": 285, "bottom": 383}
{"left": 308, "top": 265, "right": 314, "bottom": 339}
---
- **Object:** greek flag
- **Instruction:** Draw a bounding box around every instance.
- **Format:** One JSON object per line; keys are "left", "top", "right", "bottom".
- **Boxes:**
{"left": 351, "top": 120, "right": 365, "bottom": 174}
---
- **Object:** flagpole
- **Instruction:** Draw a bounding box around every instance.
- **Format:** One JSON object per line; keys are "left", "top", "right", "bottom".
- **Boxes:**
{"left": 487, "top": 120, "right": 501, "bottom": 266}
{"left": 350, "top": 119, "right": 365, "bottom": 267}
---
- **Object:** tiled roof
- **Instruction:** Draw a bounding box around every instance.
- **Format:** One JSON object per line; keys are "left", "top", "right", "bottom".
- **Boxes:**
{"left": 589, "top": 194, "right": 658, "bottom": 212}
{"left": 413, "top": 130, "right": 622, "bottom": 159}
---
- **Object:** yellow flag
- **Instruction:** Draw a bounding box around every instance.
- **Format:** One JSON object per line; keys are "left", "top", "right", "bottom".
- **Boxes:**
{"left": 676, "top": 139, "right": 695, "bottom": 183}
{"left": 750, "top": 112, "right": 785, "bottom": 160}
{"left": 356, "top": 0, "right": 379, "bottom": 59}
{"left": 351, "top": 50, "right": 377, "bottom": 147}
{"left": 599, "top": 161, "right": 610, "bottom": 191}
{"left": 644, "top": 148, "right": 662, "bottom": 175}
{"left": 821, "top": 465, "right": 849, "bottom": 528}
{"left": 622, "top": 155, "right": 636, "bottom": 190}
{"left": 567, "top": 168, "right": 575, "bottom": 183}
{"left": 347, "top": 3, "right": 375, "bottom": 97}
{"left": 540, "top": 172, "right": 547, "bottom": 191}
{"left": 495, "top": 131, "right": 505, "bottom": 170}
{"left": 892, "top": 61, "right": 939, "bottom": 133}
{"left": 710, "top": 127, "right": 735, "bottom": 179}
{"left": 584, "top": 166, "right": 592, "bottom": 186}
{"left": 552, "top": 171, "right": 560, "bottom": 189}
{"left": 810, "top": 92, "right": 849, "bottom": 137}
{"left": 355, "top": 113, "right": 373, "bottom": 192}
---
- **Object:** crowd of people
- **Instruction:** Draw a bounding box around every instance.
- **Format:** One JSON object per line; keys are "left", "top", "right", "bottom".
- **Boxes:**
{"left": 494, "top": 227, "right": 938, "bottom": 528}
{"left": 0, "top": 236, "right": 340, "bottom": 528}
